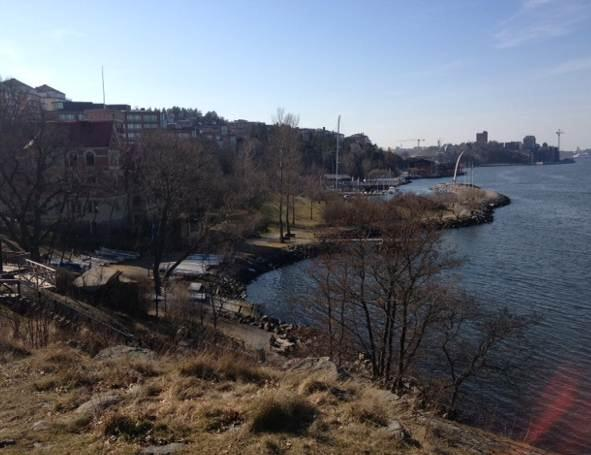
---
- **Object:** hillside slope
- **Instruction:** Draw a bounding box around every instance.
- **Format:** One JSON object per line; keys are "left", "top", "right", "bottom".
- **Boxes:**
{"left": 0, "top": 343, "right": 551, "bottom": 455}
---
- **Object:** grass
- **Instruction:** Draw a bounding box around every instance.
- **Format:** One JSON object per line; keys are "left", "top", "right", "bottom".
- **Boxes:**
{"left": 0, "top": 338, "right": 30, "bottom": 363}
{"left": 249, "top": 392, "right": 317, "bottom": 434}
{"left": 347, "top": 390, "right": 391, "bottom": 427}
{"left": 102, "top": 413, "right": 153, "bottom": 441}
{"left": 198, "top": 406, "right": 244, "bottom": 432}
{"left": 0, "top": 342, "right": 547, "bottom": 455}
{"left": 179, "top": 353, "right": 271, "bottom": 385}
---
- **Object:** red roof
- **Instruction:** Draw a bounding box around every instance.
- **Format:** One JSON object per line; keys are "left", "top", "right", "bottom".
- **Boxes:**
{"left": 67, "top": 121, "right": 115, "bottom": 147}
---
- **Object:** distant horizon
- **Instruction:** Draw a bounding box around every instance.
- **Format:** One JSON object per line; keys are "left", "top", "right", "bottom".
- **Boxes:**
{"left": 1, "top": 0, "right": 590, "bottom": 150}
{"left": 1, "top": 73, "right": 587, "bottom": 152}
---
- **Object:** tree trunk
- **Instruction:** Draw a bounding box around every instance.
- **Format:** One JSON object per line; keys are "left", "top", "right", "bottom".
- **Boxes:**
{"left": 279, "top": 192, "right": 284, "bottom": 243}
{"left": 285, "top": 192, "right": 291, "bottom": 237}
{"left": 291, "top": 193, "right": 296, "bottom": 227}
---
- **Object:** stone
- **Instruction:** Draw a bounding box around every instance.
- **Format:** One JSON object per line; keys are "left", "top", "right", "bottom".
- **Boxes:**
{"left": 75, "top": 392, "right": 121, "bottom": 414}
{"left": 283, "top": 356, "right": 345, "bottom": 379}
{"left": 140, "top": 443, "right": 187, "bottom": 454}
{"left": 94, "top": 345, "right": 156, "bottom": 361}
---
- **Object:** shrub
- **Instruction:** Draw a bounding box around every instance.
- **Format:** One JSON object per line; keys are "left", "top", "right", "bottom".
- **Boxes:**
{"left": 250, "top": 392, "right": 316, "bottom": 434}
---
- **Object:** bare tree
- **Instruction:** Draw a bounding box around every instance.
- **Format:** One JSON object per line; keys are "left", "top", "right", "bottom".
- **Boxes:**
{"left": 270, "top": 108, "right": 299, "bottom": 242}
{"left": 434, "top": 299, "right": 537, "bottom": 413}
{"left": 137, "top": 131, "right": 222, "bottom": 315}
{"left": 307, "top": 195, "right": 533, "bottom": 404}
{"left": 0, "top": 86, "right": 74, "bottom": 259}
{"left": 301, "top": 168, "right": 325, "bottom": 221}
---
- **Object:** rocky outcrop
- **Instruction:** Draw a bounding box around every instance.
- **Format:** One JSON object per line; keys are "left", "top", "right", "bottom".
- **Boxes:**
{"left": 441, "top": 192, "right": 511, "bottom": 229}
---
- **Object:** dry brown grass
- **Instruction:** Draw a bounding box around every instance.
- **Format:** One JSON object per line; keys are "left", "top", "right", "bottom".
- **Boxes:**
{"left": 179, "top": 353, "right": 271, "bottom": 384}
{"left": 102, "top": 412, "right": 154, "bottom": 441}
{"left": 0, "top": 343, "right": 550, "bottom": 455}
{"left": 0, "top": 337, "right": 30, "bottom": 363}
{"left": 197, "top": 405, "right": 244, "bottom": 432}
{"left": 347, "top": 389, "right": 391, "bottom": 427}
{"left": 249, "top": 392, "right": 317, "bottom": 434}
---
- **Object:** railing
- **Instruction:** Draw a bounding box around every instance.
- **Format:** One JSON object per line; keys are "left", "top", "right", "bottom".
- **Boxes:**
{"left": 19, "top": 259, "right": 56, "bottom": 289}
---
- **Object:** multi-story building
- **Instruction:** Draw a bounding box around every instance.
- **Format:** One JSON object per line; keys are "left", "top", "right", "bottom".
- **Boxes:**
{"left": 55, "top": 101, "right": 131, "bottom": 122}
{"left": 0, "top": 79, "right": 67, "bottom": 112}
{"left": 35, "top": 84, "right": 66, "bottom": 111}
{"left": 62, "top": 121, "right": 128, "bottom": 233}
{"left": 523, "top": 135, "right": 537, "bottom": 150}
{"left": 476, "top": 131, "right": 488, "bottom": 145}
{"left": 123, "top": 109, "right": 161, "bottom": 142}
{"left": 504, "top": 141, "right": 522, "bottom": 151}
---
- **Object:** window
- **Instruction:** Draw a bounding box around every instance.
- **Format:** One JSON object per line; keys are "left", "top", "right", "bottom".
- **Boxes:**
{"left": 86, "top": 151, "right": 95, "bottom": 166}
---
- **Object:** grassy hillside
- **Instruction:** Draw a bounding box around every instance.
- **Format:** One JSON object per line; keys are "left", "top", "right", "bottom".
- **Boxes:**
{"left": 0, "top": 341, "right": 551, "bottom": 455}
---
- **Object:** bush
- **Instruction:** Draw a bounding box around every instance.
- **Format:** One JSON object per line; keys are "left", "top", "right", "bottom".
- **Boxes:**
{"left": 250, "top": 392, "right": 316, "bottom": 434}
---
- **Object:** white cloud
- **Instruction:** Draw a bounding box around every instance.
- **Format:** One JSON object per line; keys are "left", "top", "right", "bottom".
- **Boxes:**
{"left": 494, "top": 0, "right": 591, "bottom": 48}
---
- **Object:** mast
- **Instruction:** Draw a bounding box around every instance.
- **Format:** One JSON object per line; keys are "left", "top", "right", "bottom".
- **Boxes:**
{"left": 335, "top": 115, "right": 341, "bottom": 190}
{"left": 101, "top": 66, "right": 106, "bottom": 109}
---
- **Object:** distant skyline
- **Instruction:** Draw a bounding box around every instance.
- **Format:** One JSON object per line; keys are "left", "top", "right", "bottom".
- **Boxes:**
{"left": 1, "top": 0, "right": 590, "bottom": 150}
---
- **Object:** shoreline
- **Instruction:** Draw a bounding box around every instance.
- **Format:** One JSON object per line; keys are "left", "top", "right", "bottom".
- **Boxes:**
{"left": 229, "top": 189, "right": 512, "bottom": 291}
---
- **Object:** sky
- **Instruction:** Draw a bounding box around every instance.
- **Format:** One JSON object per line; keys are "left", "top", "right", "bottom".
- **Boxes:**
{"left": 1, "top": 0, "right": 590, "bottom": 150}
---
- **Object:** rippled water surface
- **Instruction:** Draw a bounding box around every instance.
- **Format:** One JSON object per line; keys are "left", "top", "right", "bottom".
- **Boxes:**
{"left": 248, "top": 160, "right": 591, "bottom": 454}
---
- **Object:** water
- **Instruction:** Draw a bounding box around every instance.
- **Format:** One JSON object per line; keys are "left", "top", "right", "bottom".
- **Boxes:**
{"left": 247, "top": 160, "right": 591, "bottom": 454}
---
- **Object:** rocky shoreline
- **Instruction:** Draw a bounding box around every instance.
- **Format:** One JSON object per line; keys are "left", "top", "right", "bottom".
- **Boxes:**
{"left": 439, "top": 192, "right": 511, "bottom": 229}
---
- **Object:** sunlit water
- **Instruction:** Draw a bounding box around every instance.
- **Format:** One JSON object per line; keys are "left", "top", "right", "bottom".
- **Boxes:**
{"left": 248, "top": 160, "right": 591, "bottom": 454}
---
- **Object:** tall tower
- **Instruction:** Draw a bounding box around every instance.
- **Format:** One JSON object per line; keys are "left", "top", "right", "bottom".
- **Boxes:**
{"left": 556, "top": 129, "right": 564, "bottom": 151}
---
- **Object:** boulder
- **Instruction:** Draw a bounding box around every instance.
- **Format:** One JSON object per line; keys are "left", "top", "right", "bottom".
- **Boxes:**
{"left": 75, "top": 392, "right": 121, "bottom": 415}
{"left": 283, "top": 356, "right": 346, "bottom": 380}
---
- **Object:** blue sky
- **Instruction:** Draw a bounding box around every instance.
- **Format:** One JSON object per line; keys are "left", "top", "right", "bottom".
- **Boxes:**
{"left": 1, "top": 0, "right": 590, "bottom": 150}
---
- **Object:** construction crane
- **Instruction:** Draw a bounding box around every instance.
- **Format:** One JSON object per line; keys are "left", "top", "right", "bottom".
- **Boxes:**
{"left": 556, "top": 129, "right": 565, "bottom": 151}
